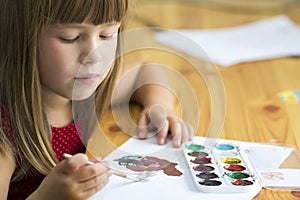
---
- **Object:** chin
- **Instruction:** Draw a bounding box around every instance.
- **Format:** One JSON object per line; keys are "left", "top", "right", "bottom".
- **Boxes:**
{"left": 71, "top": 90, "right": 96, "bottom": 101}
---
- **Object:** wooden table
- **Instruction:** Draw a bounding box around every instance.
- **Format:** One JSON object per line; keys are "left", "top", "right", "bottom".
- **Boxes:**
{"left": 87, "top": 1, "right": 300, "bottom": 199}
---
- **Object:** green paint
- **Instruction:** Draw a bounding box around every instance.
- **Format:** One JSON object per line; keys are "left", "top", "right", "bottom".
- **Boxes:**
{"left": 186, "top": 143, "right": 205, "bottom": 151}
{"left": 225, "top": 172, "right": 250, "bottom": 179}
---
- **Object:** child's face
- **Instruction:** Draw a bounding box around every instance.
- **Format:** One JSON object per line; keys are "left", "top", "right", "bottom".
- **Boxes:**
{"left": 38, "top": 22, "right": 120, "bottom": 101}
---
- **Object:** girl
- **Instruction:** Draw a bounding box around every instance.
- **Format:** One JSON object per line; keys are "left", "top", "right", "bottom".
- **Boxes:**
{"left": 0, "top": 0, "right": 194, "bottom": 199}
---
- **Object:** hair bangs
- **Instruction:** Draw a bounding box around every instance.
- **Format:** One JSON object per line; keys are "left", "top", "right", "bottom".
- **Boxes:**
{"left": 46, "top": 0, "right": 129, "bottom": 25}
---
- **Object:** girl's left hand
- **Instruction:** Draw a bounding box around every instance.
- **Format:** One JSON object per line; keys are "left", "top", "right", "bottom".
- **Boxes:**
{"left": 137, "top": 105, "right": 194, "bottom": 148}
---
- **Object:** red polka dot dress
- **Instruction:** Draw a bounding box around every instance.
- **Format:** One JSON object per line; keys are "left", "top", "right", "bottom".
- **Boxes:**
{"left": 7, "top": 121, "right": 86, "bottom": 200}
{"left": 51, "top": 121, "right": 86, "bottom": 161}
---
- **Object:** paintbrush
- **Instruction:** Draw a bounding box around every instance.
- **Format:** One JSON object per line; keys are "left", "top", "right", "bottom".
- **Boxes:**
{"left": 63, "top": 153, "right": 143, "bottom": 182}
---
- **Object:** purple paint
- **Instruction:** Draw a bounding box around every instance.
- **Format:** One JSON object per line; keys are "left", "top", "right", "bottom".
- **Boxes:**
{"left": 196, "top": 172, "right": 219, "bottom": 179}
{"left": 191, "top": 157, "right": 212, "bottom": 164}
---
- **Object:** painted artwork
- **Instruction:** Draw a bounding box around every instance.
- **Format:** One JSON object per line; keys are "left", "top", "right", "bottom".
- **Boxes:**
{"left": 114, "top": 155, "right": 182, "bottom": 176}
{"left": 261, "top": 171, "right": 284, "bottom": 181}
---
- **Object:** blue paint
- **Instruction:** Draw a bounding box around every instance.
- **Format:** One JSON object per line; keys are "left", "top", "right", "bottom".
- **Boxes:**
{"left": 214, "top": 143, "right": 235, "bottom": 150}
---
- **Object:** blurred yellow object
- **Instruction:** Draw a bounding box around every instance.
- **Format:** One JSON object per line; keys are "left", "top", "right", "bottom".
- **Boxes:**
{"left": 278, "top": 90, "right": 300, "bottom": 104}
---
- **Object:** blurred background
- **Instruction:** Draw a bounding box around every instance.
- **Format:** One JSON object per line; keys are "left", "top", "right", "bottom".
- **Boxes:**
{"left": 129, "top": 0, "right": 300, "bottom": 29}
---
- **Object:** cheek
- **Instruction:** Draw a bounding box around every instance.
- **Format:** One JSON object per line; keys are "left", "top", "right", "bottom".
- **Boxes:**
{"left": 98, "top": 38, "right": 118, "bottom": 67}
{"left": 38, "top": 53, "right": 63, "bottom": 85}
{"left": 38, "top": 42, "right": 76, "bottom": 81}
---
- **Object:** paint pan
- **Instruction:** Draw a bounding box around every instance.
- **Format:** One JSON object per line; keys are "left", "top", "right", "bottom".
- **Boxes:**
{"left": 182, "top": 139, "right": 259, "bottom": 193}
{"left": 182, "top": 137, "right": 300, "bottom": 193}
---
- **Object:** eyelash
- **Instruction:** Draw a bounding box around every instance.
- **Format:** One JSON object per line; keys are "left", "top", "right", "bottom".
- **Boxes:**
{"left": 59, "top": 35, "right": 113, "bottom": 43}
{"left": 59, "top": 36, "right": 79, "bottom": 43}
{"left": 100, "top": 35, "right": 113, "bottom": 40}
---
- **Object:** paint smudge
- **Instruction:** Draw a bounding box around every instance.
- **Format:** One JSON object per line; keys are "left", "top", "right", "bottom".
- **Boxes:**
{"left": 114, "top": 156, "right": 182, "bottom": 176}
{"left": 221, "top": 157, "right": 242, "bottom": 164}
{"left": 215, "top": 143, "right": 235, "bottom": 151}
{"left": 191, "top": 157, "right": 212, "bottom": 164}
{"left": 193, "top": 165, "right": 214, "bottom": 172}
{"left": 199, "top": 180, "right": 222, "bottom": 186}
{"left": 223, "top": 164, "right": 246, "bottom": 171}
{"left": 225, "top": 172, "right": 250, "bottom": 179}
{"left": 186, "top": 144, "right": 205, "bottom": 151}
{"left": 231, "top": 179, "right": 253, "bottom": 186}
{"left": 187, "top": 151, "right": 208, "bottom": 158}
{"left": 196, "top": 172, "right": 219, "bottom": 179}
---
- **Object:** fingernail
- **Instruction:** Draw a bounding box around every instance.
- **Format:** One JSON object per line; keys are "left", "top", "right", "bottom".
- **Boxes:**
{"left": 159, "top": 138, "right": 165, "bottom": 145}
{"left": 174, "top": 140, "right": 180, "bottom": 147}
{"left": 138, "top": 132, "right": 147, "bottom": 139}
{"left": 95, "top": 157, "right": 102, "bottom": 161}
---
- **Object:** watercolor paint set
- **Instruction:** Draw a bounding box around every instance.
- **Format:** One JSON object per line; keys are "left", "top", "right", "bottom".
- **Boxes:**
{"left": 182, "top": 137, "right": 300, "bottom": 193}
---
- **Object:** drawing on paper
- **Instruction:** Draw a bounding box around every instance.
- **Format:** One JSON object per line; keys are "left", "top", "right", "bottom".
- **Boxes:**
{"left": 261, "top": 171, "right": 284, "bottom": 181}
{"left": 114, "top": 155, "right": 182, "bottom": 176}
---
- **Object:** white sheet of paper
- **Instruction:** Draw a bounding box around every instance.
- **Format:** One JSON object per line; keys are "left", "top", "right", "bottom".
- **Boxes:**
{"left": 241, "top": 142, "right": 294, "bottom": 169}
{"left": 155, "top": 15, "right": 300, "bottom": 66}
{"left": 256, "top": 168, "right": 300, "bottom": 189}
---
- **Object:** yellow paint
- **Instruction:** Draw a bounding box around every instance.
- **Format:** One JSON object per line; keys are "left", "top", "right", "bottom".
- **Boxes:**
{"left": 221, "top": 157, "right": 242, "bottom": 164}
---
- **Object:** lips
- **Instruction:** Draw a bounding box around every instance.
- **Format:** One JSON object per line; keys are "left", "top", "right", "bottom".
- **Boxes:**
{"left": 74, "top": 74, "right": 100, "bottom": 85}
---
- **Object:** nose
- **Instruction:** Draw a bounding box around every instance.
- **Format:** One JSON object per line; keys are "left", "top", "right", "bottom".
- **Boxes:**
{"left": 79, "top": 38, "right": 102, "bottom": 64}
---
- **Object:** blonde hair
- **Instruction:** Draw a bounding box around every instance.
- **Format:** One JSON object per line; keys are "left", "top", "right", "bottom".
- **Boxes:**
{"left": 0, "top": 0, "right": 131, "bottom": 181}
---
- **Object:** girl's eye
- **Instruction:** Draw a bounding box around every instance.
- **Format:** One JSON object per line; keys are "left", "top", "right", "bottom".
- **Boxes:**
{"left": 59, "top": 36, "right": 79, "bottom": 43}
{"left": 100, "top": 35, "right": 113, "bottom": 40}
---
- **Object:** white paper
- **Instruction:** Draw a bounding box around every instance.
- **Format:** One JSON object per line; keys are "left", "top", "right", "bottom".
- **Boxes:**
{"left": 241, "top": 142, "right": 294, "bottom": 169}
{"left": 155, "top": 15, "right": 300, "bottom": 66}
{"left": 257, "top": 168, "right": 300, "bottom": 189}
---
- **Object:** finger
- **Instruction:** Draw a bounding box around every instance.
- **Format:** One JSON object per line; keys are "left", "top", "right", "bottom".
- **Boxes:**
{"left": 137, "top": 111, "right": 148, "bottom": 139}
{"left": 81, "top": 177, "right": 110, "bottom": 199}
{"left": 78, "top": 168, "right": 111, "bottom": 191}
{"left": 168, "top": 118, "right": 181, "bottom": 148}
{"left": 73, "top": 163, "right": 110, "bottom": 183}
{"left": 157, "top": 119, "right": 169, "bottom": 145}
{"left": 186, "top": 123, "right": 195, "bottom": 140}
{"left": 56, "top": 153, "right": 89, "bottom": 174}
{"left": 148, "top": 104, "right": 167, "bottom": 132}
{"left": 90, "top": 157, "right": 102, "bottom": 163}
{"left": 180, "top": 123, "right": 189, "bottom": 143}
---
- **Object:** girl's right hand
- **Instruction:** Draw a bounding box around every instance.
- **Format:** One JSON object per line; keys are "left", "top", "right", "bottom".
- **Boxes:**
{"left": 28, "top": 153, "right": 111, "bottom": 200}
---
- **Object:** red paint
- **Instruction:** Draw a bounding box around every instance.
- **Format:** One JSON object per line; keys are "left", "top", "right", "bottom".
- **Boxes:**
{"left": 231, "top": 179, "right": 253, "bottom": 186}
{"left": 224, "top": 164, "right": 246, "bottom": 171}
